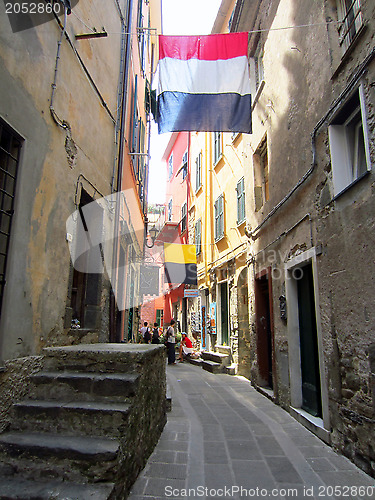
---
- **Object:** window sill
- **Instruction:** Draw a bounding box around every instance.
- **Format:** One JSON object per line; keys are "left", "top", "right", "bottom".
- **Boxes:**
{"left": 213, "top": 154, "right": 224, "bottom": 169}
{"left": 252, "top": 80, "right": 265, "bottom": 110}
{"left": 214, "top": 234, "right": 225, "bottom": 244}
{"left": 290, "top": 407, "right": 330, "bottom": 444}
{"left": 237, "top": 218, "right": 246, "bottom": 227}
{"left": 231, "top": 132, "right": 241, "bottom": 143}
{"left": 195, "top": 185, "right": 203, "bottom": 195}
{"left": 332, "top": 170, "right": 370, "bottom": 201}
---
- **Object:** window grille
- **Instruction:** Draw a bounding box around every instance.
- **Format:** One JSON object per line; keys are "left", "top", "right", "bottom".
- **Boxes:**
{"left": 338, "top": 0, "right": 363, "bottom": 53}
{"left": 0, "top": 120, "right": 22, "bottom": 314}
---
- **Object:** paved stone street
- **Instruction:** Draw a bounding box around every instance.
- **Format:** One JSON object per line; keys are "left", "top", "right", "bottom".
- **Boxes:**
{"left": 128, "top": 363, "right": 375, "bottom": 500}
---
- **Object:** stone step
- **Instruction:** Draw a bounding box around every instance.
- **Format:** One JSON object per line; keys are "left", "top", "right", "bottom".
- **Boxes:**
{"left": 42, "top": 344, "right": 161, "bottom": 374}
{"left": 0, "top": 432, "right": 120, "bottom": 482}
{"left": 201, "top": 351, "right": 230, "bottom": 366}
{"left": 202, "top": 360, "right": 224, "bottom": 374}
{"left": 225, "top": 364, "right": 237, "bottom": 375}
{"left": 0, "top": 477, "right": 115, "bottom": 500}
{"left": 11, "top": 400, "right": 131, "bottom": 437}
{"left": 215, "top": 345, "right": 231, "bottom": 356}
{"left": 28, "top": 371, "right": 139, "bottom": 402}
{"left": 188, "top": 357, "right": 203, "bottom": 367}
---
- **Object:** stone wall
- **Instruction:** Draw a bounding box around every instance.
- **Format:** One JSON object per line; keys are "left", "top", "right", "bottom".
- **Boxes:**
{"left": 0, "top": 356, "right": 43, "bottom": 433}
{"left": 113, "top": 344, "right": 167, "bottom": 497}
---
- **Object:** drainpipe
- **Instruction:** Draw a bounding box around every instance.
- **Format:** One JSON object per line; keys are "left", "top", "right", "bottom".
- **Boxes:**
{"left": 110, "top": 0, "right": 134, "bottom": 342}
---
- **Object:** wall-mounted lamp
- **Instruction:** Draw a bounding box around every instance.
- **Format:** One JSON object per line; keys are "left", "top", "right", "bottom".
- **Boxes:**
{"left": 145, "top": 225, "right": 159, "bottom": 248}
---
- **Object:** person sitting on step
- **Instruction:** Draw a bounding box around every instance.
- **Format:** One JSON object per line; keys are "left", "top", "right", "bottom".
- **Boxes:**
{"left": 178, "top": 333, "right": 194, "bottom": 362}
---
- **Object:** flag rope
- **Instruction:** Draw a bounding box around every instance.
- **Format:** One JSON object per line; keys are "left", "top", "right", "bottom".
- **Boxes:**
{"left": 102, "top": 20, "right": 342, "bottom": 36}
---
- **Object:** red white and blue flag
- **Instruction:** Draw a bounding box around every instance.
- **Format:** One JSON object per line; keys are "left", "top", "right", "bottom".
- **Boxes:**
{"left": 157, "top": 32, "right": 252, "bottom": 134}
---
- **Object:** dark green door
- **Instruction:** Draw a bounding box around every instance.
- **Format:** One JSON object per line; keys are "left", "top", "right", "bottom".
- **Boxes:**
{"left": 220, "top": 282, "right": 229, "bottom": 345}
{"left": 297, "top": 263, "right": 322, "bottom": 417}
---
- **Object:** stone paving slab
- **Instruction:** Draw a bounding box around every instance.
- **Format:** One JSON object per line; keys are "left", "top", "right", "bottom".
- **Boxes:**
{"left": 128, "top": 364, "right": 375, "bottom": 500}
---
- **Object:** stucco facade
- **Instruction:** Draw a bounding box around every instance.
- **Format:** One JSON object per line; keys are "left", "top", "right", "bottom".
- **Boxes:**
{"left": 0, "top": 0, "right": 161, "bottom": 359}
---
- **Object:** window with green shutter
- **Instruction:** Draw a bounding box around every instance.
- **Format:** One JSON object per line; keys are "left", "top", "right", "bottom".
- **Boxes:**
{"left": 182, "top": 152, "right": 188, "bottom": 180}
{"left": 214, "top": 194, "right": 224, "bottom": 242}
{"left": 168, "top": 198, "right": 173, "bottom": 221}
{"left": 195, "top": 152, "right": 202, "bottom": 191}
{"left": 213, "top": 132, "right": 222, "bottom": 165}
{"left": 236, "top": 177, "right": 246, "bottom": 224}
{"left": 168, "top": 153, "right": 173, "bottom": 179}
{"left": 181, "top": 202, "right": 187, "bottom": 233}
{"left": 195, "top": 219, "right": 202, "bottom": 255}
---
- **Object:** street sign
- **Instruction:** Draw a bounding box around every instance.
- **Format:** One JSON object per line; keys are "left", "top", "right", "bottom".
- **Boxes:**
{"left": 184, "top": 289, "right": 199, "bottom": 298}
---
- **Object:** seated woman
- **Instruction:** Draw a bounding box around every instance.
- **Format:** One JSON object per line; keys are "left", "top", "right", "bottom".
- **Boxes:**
{"left": 178, "top": 333, "right": 194, "bottom": 361}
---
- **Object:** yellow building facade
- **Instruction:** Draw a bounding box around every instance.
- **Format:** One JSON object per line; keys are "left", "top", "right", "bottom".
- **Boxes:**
{"left": 187, "top": 0, "right": 251, "bottom": 372}
{"left": 190, "top": 128, "right": 250, "bottom": 370}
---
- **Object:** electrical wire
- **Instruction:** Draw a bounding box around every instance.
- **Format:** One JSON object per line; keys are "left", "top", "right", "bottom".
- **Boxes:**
{"left": 71, "top": 9, "right": 96, "bottom": 33}
{"left": 99, "top": 20, "right": 342, "bottom": 36}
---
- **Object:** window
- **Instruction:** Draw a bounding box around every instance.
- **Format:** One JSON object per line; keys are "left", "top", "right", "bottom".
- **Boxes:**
{"left": 195, "top": 152, "right": 202, "bottom": 191}
{"left": 236, "top": 177, "right": 246, "bottom": 224}
{"left": 214, "top": 194, "right": 225, "bottom": 242}
{"left": 328, "top": 84, "right": 371, "bottom": 196}
{"left": 167, "top": 198, "right": 173, "bottom": 221}
{"left": 181, "top": 202, "right": 187, "bottom": 233}
{"left": 131, "top": 75, "right": 138, "bottom": 155}
{"left": 253, "top": 137, "right": 269, "bottom": 211}
{"left": 0, "top": 120, "right": 21, "bottom": 315}
{"left": 182, "top": 151, "right": 188, "bottom": 180}
{"left": 337, "top": 0, "right": 363, "bottom": 53}
{"left": 213, "top": 132, "right": 222, "bottom": 165}
{"left": 168, "top": 153, "right": 173, "bottom": 179}
{"left": 254, "top": 42, "right": 264, "bottom": 92}
{"left": 195, "top": 219, "right": 202, "bottom": 255}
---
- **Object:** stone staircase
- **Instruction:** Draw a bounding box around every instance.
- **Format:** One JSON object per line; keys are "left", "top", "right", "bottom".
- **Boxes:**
{"left": 0, "top": 343, "right": 166, "bottom": 499}
{"left": 200, "top": 346, "right": 236, "bottom": 375}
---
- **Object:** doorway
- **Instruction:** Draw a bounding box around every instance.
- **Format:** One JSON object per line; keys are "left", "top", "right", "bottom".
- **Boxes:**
{"left": 255, "top": 272, "right": 273, "bottom": 388}
{"left": 285, "top": 248, "right": 329, "bottom": 431}
{"left": 297, "top": 263, "right": 322, "bottom": 417}
{"left": 219, "top": 281, "right": 229, "bottom": 345}
{"left": 237, "top": 268, "right": 250, "bottom": 377}
{"left": 70, "top": 189, "right": 103, "bottom": 329}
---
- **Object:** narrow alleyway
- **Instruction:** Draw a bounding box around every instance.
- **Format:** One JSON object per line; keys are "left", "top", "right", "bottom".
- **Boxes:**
{"left": 128, "top": 364, "right": 375, "bottom": 500}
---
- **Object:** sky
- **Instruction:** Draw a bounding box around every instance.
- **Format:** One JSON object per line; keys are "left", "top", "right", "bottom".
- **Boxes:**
{"left": 147, "top": 0, "right": 222, "bottom": 205}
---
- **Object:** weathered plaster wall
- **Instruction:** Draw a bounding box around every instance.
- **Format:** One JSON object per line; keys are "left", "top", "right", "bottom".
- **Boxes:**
{"left": 0, "top": 1, "right": 123, "bottom": 360}
{"left": 240, "top": 0, "right": 375, "bottom": 476}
